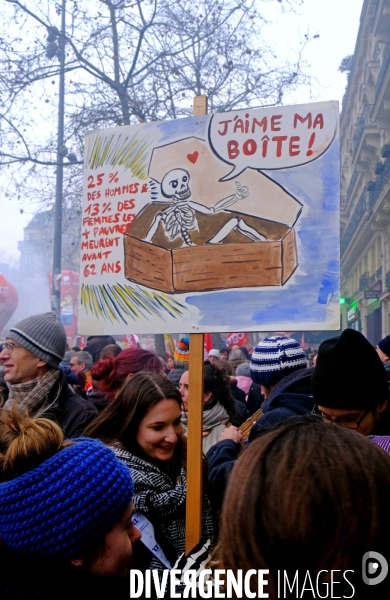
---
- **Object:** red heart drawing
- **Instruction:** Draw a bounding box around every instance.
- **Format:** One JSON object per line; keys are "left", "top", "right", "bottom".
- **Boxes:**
{"left": 187, "top": 151, "right": 199, "bottom": 164}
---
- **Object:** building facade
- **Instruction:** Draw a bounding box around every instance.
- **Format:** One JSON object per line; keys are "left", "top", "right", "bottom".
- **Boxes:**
{"left": 340, "top": 0, "right": 390, "bottom": 345}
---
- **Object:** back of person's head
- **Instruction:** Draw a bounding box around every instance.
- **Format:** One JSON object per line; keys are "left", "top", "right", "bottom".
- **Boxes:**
{"left": 91, "top": 347, "right": 162, "bottom": 397}
{"left": 203, "top": 363, "right": 237, "bottom": 423}
{"left": 250, "top": 335, "right": 307, "bottom": 388}
{"left": 84, "top": 372, "right": 182, "bottom": 455}
{"left": 228, "top": 349, "right": 246, "bottom": 361}
{"left": 99, "top": 344, "right": 122, "bottom": 360}
{"left": 84, "top": 336, "right": 116, "bottom": 363}
{"left": 219, "top": 418, "right": 390, "bottom": 596}
{"left": 312, "top": 328, "right": 389, "bottom": 409}
{"left": 235, "top": 362, "right": 251, "bottom": 378}
{"left": 213, "top": 359, "right": 234, "bottom": 377}
{"left": 238, "top": 346, "right": 250, "bottom": 360}
{"left": 0, "top": 408, "right": 133, "bottom": 559}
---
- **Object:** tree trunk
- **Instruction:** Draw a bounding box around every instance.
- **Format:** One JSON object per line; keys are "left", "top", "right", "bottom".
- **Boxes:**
{"left": 154, "top": 334, "right": 166, "bottom": 358}
{"left": 211, "top": 332, "right": 220, "bottom": 350}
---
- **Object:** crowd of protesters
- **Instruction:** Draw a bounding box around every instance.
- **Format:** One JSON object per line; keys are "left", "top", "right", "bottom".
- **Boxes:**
{"left": 1, "top": 312, "right": 390, "bottom": 597}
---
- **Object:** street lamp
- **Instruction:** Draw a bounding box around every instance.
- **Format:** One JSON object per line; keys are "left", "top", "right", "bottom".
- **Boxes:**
{"left": 50, "top": 0, "right": 66, "bottom": 315}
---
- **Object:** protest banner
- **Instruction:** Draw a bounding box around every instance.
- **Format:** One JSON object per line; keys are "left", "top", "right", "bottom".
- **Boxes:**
{"left": 79, "top": 100, "right": 340, "bottom": 336}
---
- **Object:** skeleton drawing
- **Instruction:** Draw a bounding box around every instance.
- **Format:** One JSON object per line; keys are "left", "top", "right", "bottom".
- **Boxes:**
{"left": 144, "top": 168, "right": 267, "bottom": 246}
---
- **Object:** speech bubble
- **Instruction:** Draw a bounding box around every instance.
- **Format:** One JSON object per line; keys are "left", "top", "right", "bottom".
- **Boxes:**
{"left": 208, "top": 101, "right": 339, "bottom": 180}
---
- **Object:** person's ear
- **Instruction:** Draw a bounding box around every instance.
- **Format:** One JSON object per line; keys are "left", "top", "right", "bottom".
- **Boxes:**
{"left": 70, "top": 557, "right": 84, "bottom": 568}
{"left": 37, "top": 359, "right": 48, "bottom": 368}
{"left": 203, "top": 391, "right": 212, "bottom": 403}
{"left": 126, "top": 373, "right": 134, "bottom": 381}
{"left": 378, "top": 399, "right": 388, "bottom": 414}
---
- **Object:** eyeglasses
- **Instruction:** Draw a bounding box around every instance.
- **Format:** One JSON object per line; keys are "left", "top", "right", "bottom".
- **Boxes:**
{"left": 1, "top": 342, "right": 22, "bottom": 354}
{"left": 311, "top": 404, "right": 371, "bottom": 429}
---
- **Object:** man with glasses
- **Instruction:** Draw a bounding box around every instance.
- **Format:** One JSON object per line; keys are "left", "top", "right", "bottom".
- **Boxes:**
{"left": 0, "top": 312, "right": 97, "bottom": 437}
{"left": 311, "top": 328, "right": 390, "bottom": 436}
{"left": 70, "top": 350, "right": 93, "bottom": 394}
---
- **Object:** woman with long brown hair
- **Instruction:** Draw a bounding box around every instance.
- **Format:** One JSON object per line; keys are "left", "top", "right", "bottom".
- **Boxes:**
{"left": 84, "top": 371, "right": 214, "bottom": 574}
{"left": 217, "top": 418, "right": 390, "bottom": 598}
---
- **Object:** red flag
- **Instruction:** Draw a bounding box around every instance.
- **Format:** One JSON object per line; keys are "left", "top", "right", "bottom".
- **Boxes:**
{"left": 122, "top": 334, "right": 139, "bottom": 348}
{"left": 226, "top": 332, "right": 249, "bottom": 348}
{"left": 204, "top": 333, "right": 213, "bottom": 355}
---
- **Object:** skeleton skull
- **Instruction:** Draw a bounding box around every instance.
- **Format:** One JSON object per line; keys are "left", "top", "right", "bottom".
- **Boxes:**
{"left": 161, "top": 168, "right": 191, "bottom": 201}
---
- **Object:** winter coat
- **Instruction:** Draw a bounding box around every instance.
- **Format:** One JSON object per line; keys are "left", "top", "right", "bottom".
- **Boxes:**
{"left": 167, "top": 368, "right": 185, "bottom": 388}
{"left": 247, "top": 382, "right": 263, "bottom": 415}
{"left": 230, "top": 379, "right": 246, "bottom": 404}
{"left": 207, "top": 439, "right": 241, "bottom": 515}
{"left": 43, "top": 371, "right": 98, "bottom": 438}
{"left": 206, "top": 368, "right": 314, "bottom": 514}
{"left": 384, "top": 361, "right": 390, "bottom": 383}
{"left": 114, "top": 448, "right": 214, "bottom": 572}
{"left": 248, "top": 367, "right": 314, "bottom": 441}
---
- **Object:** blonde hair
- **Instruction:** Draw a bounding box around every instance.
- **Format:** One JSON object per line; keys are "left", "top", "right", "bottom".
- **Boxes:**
{"left": 0, "top": 407, "right": 67, "bottom": 481}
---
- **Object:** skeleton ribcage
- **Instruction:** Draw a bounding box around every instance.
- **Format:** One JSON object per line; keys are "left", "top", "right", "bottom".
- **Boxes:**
{"left": 162, "top": 204, "right": 198, "bottom": 241}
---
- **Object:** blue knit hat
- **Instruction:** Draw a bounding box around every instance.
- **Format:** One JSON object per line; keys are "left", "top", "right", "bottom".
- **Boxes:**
{"left": 0, "top": 438, "right": 133, "bottom": 557}
{"left": 250, "top": 335, "right": 307, "bottom": 387}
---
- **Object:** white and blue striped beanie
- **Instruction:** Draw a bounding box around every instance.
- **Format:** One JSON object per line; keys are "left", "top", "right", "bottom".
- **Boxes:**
{"left": 250, "top": 336, "right": 307, "bottom": 387}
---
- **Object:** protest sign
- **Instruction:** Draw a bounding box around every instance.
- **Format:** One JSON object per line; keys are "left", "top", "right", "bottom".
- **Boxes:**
{"left": 79, "top": 100, "right": 340, "bottom": 335}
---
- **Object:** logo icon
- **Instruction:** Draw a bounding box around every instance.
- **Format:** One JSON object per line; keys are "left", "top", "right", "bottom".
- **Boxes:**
{"left": 362, "top": 551, "right": 388, "bottom": 585}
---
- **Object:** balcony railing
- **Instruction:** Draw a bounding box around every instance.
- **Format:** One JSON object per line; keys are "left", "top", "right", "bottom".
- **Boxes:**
{"left": 359, "top": 272, "right": 370, "bottom": 292}
{"left": 353, "top": 104, "right": 375, "bottom": 154}
{"left": 345, "top": 169, "right": 359, "bottom": 208}
{"left": 368, "top": 157, "right": 390, "bottom": 210}
{"left": 341, "top": 190, "right": 369, "bottom": 255}
{"left": 375, "top": 42, "right": 390, "bottom": 98}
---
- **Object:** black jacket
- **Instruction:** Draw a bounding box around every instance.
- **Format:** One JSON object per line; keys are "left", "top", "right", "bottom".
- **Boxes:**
{"left": 207, "top": 439, "right": 240, "bottom": 515}
{"left": 207, "top": 368, "right": 314, "bottom": 514}
{"left": 43, "top": 371, "right": 98, "bottom": 438}
{"left": 248, "top": 367, "right": 314, "bottom": 441}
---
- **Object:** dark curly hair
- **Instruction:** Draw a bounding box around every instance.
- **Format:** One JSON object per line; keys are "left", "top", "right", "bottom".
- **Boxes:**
{"left": 203, "top": 364, "right": 239, "bottom": 426}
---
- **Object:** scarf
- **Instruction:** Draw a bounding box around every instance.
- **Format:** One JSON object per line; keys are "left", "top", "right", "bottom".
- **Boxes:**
{"left": 181, "top": 400, "right": 229, "bottom": 432}
{"left": 4, "top": 369, "right": 61, "bottom": 417}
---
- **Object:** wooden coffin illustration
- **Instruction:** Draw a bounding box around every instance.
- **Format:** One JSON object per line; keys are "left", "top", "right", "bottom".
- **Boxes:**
{"left": 124, "top": 137, "right": 302, "bottom": 294}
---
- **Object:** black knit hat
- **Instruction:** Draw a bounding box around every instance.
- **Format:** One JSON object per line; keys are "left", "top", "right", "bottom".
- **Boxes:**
{"left": 312, "top": 329, "right": 389, "bottom": 409}
{"left": 378, "top": 335, "right": 390, "bottom": 359}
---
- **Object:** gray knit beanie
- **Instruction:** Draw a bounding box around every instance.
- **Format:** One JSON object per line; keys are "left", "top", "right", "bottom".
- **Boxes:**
{"left": 7, "top": 312, "right": 67, "bottom": 369}
{"left": 235, "top": 362, "right": 251, "bottom": 377}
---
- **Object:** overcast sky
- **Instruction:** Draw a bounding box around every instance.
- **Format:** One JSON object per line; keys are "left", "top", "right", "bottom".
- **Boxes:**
{"left": 0, "top": 0, "right": 364, "bottom": 264}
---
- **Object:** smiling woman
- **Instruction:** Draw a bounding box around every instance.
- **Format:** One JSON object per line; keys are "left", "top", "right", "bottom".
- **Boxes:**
{"left": 84, "top": 372, "right": 214, "bottom": 576}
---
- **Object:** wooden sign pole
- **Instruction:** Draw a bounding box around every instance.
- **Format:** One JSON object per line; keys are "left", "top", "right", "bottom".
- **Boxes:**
{"left": 185, "top": 95, "right": 208, "bottom": 553}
